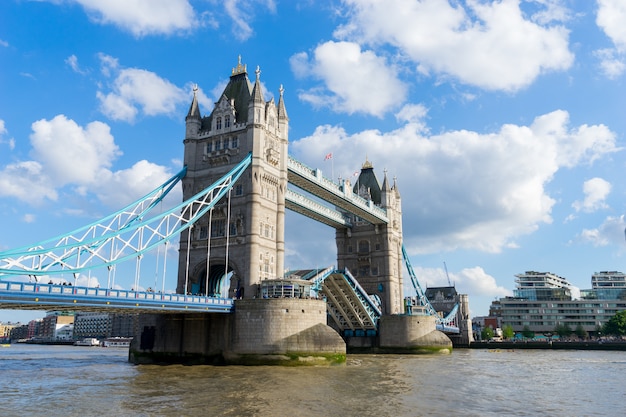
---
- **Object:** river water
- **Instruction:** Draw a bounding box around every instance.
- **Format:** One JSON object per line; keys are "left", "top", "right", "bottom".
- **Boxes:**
{"left": 1, "top": 344, "right": 624, "bottom": 417}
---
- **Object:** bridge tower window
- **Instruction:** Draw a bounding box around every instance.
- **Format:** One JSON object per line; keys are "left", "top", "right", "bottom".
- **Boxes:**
{"left": 211, "top": 219, "right": 226, "bottom": 237}
{"left": 225, "top": 115, "right": 231, "bottom": 128}
{"left": 216, "top": 117, "right": 222, "bottom": 130}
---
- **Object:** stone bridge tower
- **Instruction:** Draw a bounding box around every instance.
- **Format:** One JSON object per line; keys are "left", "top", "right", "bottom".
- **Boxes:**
{"left": 177, "top": 58, "right": 289, "bottom": 299}
{"left": 336, "top": 160, "right": 404, "bottom": 315}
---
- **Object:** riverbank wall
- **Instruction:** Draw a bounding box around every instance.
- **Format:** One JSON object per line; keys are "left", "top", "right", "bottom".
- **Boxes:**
{"left": 469, "top": 341, "right": 626, "bottom": 351}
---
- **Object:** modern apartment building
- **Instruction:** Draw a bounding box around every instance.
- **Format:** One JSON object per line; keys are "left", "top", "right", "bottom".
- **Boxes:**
{"left": 494, "top": 271, "right": 626, "bottom": 335}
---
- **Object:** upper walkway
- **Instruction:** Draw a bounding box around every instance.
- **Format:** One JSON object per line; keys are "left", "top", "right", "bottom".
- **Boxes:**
{"left": 286, "top": 156, "right": 388, "bottom": 227}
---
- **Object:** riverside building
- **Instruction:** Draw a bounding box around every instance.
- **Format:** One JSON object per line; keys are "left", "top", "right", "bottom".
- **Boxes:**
{"left": 494, "top": 271, "right": 626, "bottom": 336}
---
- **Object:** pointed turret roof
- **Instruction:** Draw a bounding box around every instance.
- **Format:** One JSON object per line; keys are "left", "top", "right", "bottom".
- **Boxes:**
{"left": 353, "top": 157, "right": 382, "bottom": 205}
{"left": 381, "top": 169, "right": 391, "bottom": 192}
{"left": 186, "top": 85, "right": 201, "bottom": 120}
{"left": 251, "top": 65, "right": 264, "bottom": 103}
{"left": 392, "top": 176, "right": 400, "bottom": 196}
{"left": 278, "top": 84, "right": 289, "bottom": 121}
{"left": 208, "top": 56, "right": 253, "bottom": 124}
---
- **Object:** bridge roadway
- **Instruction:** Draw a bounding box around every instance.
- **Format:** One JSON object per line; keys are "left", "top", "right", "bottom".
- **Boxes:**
{"left": 0, "top": 281, "right": 233, "bottom": 314}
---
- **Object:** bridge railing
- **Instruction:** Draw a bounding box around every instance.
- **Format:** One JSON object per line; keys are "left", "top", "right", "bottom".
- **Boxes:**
{"left": 0, "top": 281, "right": 233, "bottom": 307}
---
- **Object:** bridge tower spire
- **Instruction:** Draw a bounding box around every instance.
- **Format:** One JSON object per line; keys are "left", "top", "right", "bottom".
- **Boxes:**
{"left": 336, "top": 160, "right": 404, "bottom": 314}
{"left": 178, "top": 57, "right": 289, "bottom": 299}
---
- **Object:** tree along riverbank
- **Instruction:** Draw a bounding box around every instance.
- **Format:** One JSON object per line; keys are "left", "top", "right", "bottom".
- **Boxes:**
{"left": 468, "top": 340, "right": 626, "bottom": 351}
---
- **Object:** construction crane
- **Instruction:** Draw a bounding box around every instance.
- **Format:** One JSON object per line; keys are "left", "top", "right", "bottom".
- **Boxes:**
{"left": 443, "top": 261, "right": 452, "bottom": 286}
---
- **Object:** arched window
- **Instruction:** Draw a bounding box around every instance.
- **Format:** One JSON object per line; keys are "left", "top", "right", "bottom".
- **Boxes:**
{"left": 225, "top": 115, "right": 231, "bottom": 128}
{"left": 216, "top": 117, "right": 222, "bottom": 130}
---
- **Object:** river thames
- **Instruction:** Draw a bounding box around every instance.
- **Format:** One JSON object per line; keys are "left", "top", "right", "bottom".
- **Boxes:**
{"left": 1, "top": 344, "right": 624, "bottom": 416}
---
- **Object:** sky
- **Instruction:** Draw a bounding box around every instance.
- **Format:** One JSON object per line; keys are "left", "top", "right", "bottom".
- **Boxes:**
{"left": 1, "top": 0, "right": 625, "bottom": 323}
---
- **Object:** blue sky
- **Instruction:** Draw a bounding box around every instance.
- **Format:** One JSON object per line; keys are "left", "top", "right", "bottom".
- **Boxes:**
{"left": 1, "top": 0, "right": 625, "bottom": 323}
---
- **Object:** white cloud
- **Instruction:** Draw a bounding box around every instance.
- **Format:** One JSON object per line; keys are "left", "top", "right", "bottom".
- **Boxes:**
{"left": 0, "top": 120, "right": 13, "bottom": 150}
{"left": 456, "top": 266, "right": 512, "bottom": 298}
{"left": 222, "top": 0, "right": 277, "bottom": 41}
{"left": 97, "top": 57, "right": 188, "bottom": 122}
{"left": 572, "top": 177, "right": 611, "bottom": 213}
{"left": 577, "top": 215, "right": 626, "bottom": 248}
{"left": 0, "top": 115, "right": 175, "bottom": 210}
{"left": 65, "top": 54, "right": 88, "bottom": 75}
{"left": 22, "top": 214, "right": 36, "bottom": 223}
{"left": 594, "top": 48, "right": 626, "bottom": 79}
{"left": 595, "top": 0, "right": 626, "bottom": 78}
{"left": 95, "top": 159, "right": 177, "bottom": 209}
{"left": 0, "top": 39, "right": 8, "bottom": 47}
{"left": 0, "top": 160, "right": 58, "bottom": 203}
{"left": 597, "top": 0, "right": 626, "bottom": 51}
{"left": 409, "top": 265, "right": 511, "bottom": 301}
{"left": 291, "top": 109, "right": 619, "bottom": 254}
{"left": 336, "top": 0, "right": 574, "bottom": 91}
{"left": 97, "top": 53, "right": 119, "bottom": 77}
{"left": 395, "top": 103, "right": 428, "bottom": 131}
{"left": 72, "top": 0, "right": 197, "bottom": 37}
{"left": 290, "top": 41, "right": 407, "bottom": 116}
{"left": 72, "top": 273, "right": 102, "bottom": 287}
{"left": 30, "top": 115, "right": 121, "bottom": 186}
{"left": 528, "top": 0, "right": 572, "bottom": 25}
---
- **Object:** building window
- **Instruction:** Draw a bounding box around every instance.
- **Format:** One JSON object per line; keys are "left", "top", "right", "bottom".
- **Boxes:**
{"left": 216, "top": 139, "right": 222, "bottom": 150}
{"left": 231, "top": 137, "right": 239, "bottom": 148}
{"left": 358, "top": 240, "right": 370, "bottom": 253}
{"left": 216, "top": 117, "right": 222, "bottom": 130}
{"left": 211, "top": 219, "right": 225, "bottom": 237}
{"left": 225, "top": 115, "right": 231, "bottom": 128}
{"left": 206, "top": 142, "right": 213, "bottom": 153}
{"left": 235, "top": 184, "right": 243, "bottom": 196}
{"left": 199, "top": 226, "right": 208, "bottom": 240}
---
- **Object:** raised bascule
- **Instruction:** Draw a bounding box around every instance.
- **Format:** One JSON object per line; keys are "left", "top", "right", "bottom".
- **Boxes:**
{"left": 0, "top": 58, "right": 473, "bottom": 365}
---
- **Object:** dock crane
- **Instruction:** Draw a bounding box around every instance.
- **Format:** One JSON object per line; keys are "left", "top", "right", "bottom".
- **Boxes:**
{"left": 443, "top": 261, "right": 452, "bottom": 286}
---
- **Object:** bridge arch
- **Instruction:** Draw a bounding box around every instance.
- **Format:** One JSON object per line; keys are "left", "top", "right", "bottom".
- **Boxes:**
{"left": 189, "top": 262, "right": 240, "bottom": 298}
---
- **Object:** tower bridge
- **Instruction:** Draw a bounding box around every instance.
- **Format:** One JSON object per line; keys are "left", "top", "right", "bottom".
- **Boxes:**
{"left": 0, "top": 58, "right": 472, "bottom": 364}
